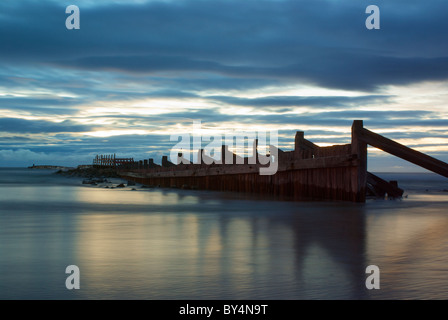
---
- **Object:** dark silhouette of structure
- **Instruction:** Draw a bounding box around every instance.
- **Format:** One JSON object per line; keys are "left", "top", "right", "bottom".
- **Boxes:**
{"left": 113, "top": 120, "right": 448, "bottom": 202}
{"left": 93, "top": 154, "right": 134, "bottom": 168}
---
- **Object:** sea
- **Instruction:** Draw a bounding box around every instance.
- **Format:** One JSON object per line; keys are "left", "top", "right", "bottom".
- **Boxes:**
{"left": 0, "top": 167, "right": 447, "bottom": 300}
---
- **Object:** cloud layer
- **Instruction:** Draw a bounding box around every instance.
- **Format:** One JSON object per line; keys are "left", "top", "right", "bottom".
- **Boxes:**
{"left": 0, "top": 0, "right": 447, "bottom": 170}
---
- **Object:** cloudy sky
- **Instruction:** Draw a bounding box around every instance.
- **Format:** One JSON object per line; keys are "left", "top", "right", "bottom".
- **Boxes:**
{"left": 1, "top": 0, "right": 447, "bottom": 171}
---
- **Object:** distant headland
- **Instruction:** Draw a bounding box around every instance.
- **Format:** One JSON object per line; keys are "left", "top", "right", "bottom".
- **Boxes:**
{"left": 28, "top": 164, "right": 75, "bottom": 170}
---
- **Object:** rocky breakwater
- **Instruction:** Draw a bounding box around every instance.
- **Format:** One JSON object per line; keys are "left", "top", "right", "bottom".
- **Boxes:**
{"left": 56, "top": 166, "right": 137, "bottom": 189}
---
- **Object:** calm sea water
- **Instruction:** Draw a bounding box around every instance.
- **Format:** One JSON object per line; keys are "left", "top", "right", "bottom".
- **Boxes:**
{"left": 0, "top": 168, "right": 447, "bottom": 300}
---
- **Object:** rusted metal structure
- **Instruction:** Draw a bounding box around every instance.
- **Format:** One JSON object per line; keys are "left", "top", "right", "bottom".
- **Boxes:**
{"left": 118, "top": 120, "right": 448, "bottom": 202}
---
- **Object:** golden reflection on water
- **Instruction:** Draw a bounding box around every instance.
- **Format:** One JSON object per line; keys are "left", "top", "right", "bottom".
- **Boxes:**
{"left": 74, "top": 187, "right": 200, "bottom": 206}
{"left": 68, "top": 187, "right": 368, "bottom": 299}
{"left": 75, "top": 212, "right": 200, "bottom": 297}
{"left": 72, "top": 192, "right": 301, "bottom": 299}
{"left": 367, "top": 203, "right": 448, "bottom": 299}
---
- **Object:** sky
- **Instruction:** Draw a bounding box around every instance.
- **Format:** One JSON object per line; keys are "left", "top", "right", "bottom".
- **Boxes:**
{"left": 0, "top": 0, "right": 448, "bottom": 172}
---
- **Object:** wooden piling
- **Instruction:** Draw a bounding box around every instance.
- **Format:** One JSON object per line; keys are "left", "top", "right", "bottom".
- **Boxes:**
{"left": 351, "top": 120, "right": 367, "bottom": 202}
{"left": 361, "top": 127, "right": 448, "bottom": 178}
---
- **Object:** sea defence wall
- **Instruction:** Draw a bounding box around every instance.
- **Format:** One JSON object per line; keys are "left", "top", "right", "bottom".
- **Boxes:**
{"left": 117, "top": 120, "right": 448, "bottom": 202}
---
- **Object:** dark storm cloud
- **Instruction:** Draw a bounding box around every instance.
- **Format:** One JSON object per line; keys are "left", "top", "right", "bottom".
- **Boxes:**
{"left": 79, "top": 109, "right": 437, "bottom": 131}
{"left": 62, "top": 53, "right": 448, "bottom": 92}
{"left": 159, "top": 76, "right": 279, "bottom": 92}
{"left": 1, "top": 0, "right": 448, "bottom": 91}
{"left": 0, "top": 106, "right": 78, "bottom": 115}
{"left": 0, "top": 97, "right": 79, "bottom": 107}
{"left": 0, "top": 96, "right": 82, "bottom": 115}
{"left": 64, "top": 55, "right": 228, "bottom": 74}
{"left": 0, "top": 118, "right": 91, "bottom": 133}
{"left": 0, "top": 107, "right": 439, "bottom": 138}
{"left": 0, "top": 136, "right": 33, "bottom": 142}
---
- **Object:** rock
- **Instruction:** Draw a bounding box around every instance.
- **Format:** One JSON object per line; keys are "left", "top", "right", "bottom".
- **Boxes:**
{"left": 83, "top": 178, "right": 106, "bottom": 184}
{"left": 116, "top": 183, "right": 125, "bottom": 188}
{"left": 56, "top": 166, "right": 120, "bottom": 179}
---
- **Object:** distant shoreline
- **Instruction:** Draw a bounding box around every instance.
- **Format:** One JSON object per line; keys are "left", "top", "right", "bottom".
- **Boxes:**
{"left": 55, "top": 166, "right": 121, "bottom": 179}
{"left": 28, "top": 165, "right": 74, "bottom": 170}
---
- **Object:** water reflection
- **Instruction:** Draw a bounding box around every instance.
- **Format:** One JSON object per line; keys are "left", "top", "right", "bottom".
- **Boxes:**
{"left": 74, "top": 187, "right": 200, "bottom": 206}
{"left": 366, "top": 201, "right": 448, "bottom": 299}
{"left": 1, "top": 169, "right": 448, "bottom": 299}
{"left": 69, "top": 189, "right": 368, "bottom": 299}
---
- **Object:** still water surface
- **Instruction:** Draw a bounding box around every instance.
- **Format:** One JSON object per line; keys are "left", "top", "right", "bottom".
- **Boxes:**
{"left": 0, "top": 168, "right": 447, "bottom": 299}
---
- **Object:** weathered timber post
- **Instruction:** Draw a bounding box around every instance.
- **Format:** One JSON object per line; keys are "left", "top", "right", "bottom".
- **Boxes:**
{"left": 294, "top": 132, "right": 304, "bottom": 159}
{"left": 197, "top": 149, "right": 203, "bottom": 164}
{"left": 221, "top": 145, "right": 235, "bottom": 165}
{"left": 248, "top": 139, "right": 258, "bottom": 164}
{"left": 176, "top": 152, "right": 190, "bottom": 165}
{"left": 351, "top": 120, "right": 367, "bottom": 202}
{"left": 200, "top": 149, "right": 215, "bottom": 165}
{"left": 294, "top": 131, "right": 318, "bottom": 159}
{"left": 220, "top": 145, "right": 226, "bottom": 165}
{"left": 162, "top": 155, "right": 175, "bottom": 167}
